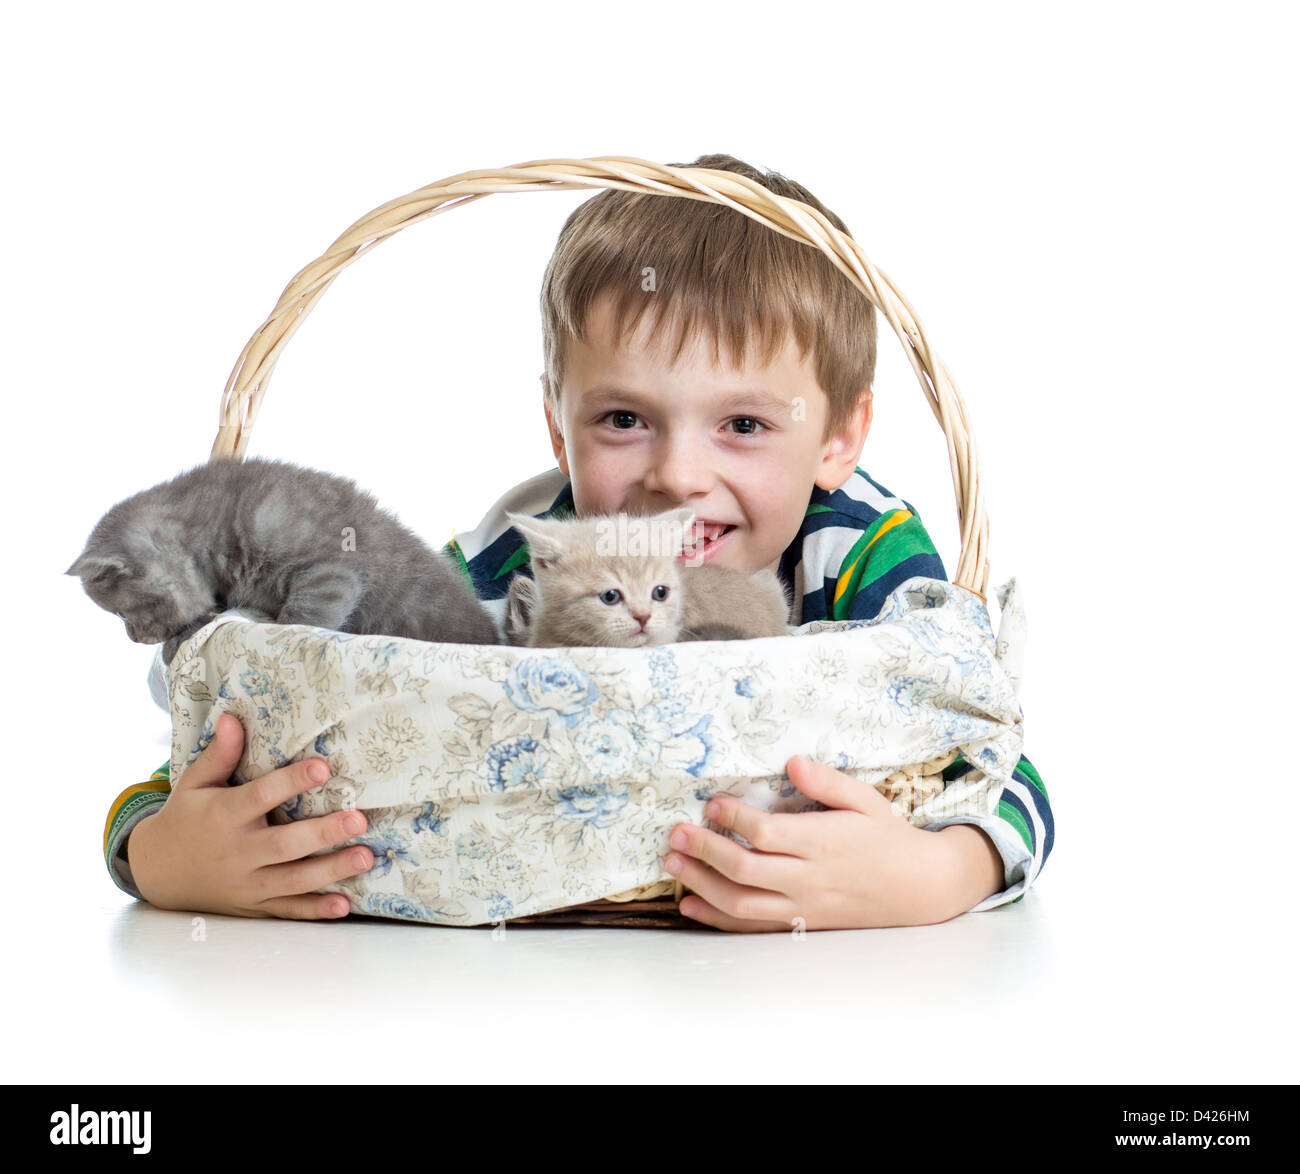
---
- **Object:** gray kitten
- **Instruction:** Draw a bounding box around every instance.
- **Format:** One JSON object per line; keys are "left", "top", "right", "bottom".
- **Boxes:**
{"left": 502, "top": 507, "right": 791, "bottom": 647}
{"left": 66, "top": 456, "right": 499, "bottom": 663}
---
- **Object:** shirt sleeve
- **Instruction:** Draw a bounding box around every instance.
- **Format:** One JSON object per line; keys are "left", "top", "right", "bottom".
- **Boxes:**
{"left": 842, "top": 508, "right": 1055, "bottom": 911}
{"left": 922, "top": 752, "right": 1054, "bottom": 911}
{"left": 839, "top": 508, "right": 949, "bottom": 622}
{"left": 104, "top": 762, "right": 171, "bottom": 901}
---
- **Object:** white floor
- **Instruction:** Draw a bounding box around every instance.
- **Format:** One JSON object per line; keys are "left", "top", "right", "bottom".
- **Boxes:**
{"left": 9, "top": 819, "right": 1292, "bottom": 1084}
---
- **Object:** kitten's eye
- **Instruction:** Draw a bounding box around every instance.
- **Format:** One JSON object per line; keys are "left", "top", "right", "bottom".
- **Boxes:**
{"left": 652, "top": 585, "right": 669, "bottom": 601}
{"left": 599, "top": 588, "right": 623, "bottom": 605}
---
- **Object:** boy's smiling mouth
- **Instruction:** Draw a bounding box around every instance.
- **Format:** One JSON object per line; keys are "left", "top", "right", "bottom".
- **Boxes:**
{"left": 678, "top": 521, "right": 737, "bottom": 562}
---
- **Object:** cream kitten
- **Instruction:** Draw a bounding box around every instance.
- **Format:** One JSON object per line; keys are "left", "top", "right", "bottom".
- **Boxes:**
{"left": 502, "top": 507, "right": 791, "bottom": 648}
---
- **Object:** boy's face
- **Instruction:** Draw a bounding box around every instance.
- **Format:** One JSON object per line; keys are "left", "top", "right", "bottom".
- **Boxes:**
{"left": 543, "top": 292, "right": 872, "bottom": 576}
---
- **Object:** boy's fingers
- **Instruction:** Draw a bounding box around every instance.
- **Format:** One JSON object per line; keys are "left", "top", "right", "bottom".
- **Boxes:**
{"left": 241, "top": 756, "right": 336, "bottom": 821}
{"left": 668, "top": 857, "right": 795, "bottom": 931}
{"left": 255, "top": 892, "right": 354, "bottom": 920}
{"left": 705, "top": 796, "right": 806, "bottom": 857}
{"left": 783, "top": 754, "right": 892, "bottom": 816}
{"left": 670, "top": 817, "right": 804, "bottom": 894}
{"left": 678, "top": 894, "right": 792, "bottom": 934}
{"left": 174, "top": 712, "right": 245, "bottom": 791}
{"left": 257, "top": 810, "right": 371, "bottom": 868}
{"left": 254, "top": 842, "right": 373, "bottom": 908}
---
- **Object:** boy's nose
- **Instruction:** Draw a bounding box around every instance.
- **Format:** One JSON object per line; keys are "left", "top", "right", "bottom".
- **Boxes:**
{"left": 644, "top": 440, "right": 715, "bottom": 500}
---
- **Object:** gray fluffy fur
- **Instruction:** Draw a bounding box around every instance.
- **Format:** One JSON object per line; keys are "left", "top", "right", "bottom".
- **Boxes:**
{"left": 66, "top": 456, "right": 499, "bottom": 663}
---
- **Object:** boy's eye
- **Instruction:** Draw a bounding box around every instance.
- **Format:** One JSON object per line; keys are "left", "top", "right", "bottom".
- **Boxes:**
{"left": 598, "top": 411, "right": 768, "bottom": 434}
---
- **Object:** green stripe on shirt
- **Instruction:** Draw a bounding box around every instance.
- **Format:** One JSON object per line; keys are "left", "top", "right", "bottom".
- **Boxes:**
{"left": 443, "top": 537, "right": 474, "bottom": 592}
{"left": 1015, "top": 756, "right": 1048, "bottom": 799}
{"left": 831, "top": 511, "right": 941, "bottom": 620}
{"left": 997, "top": 798, "right": 1033, "bottom": 853}
{"left": 493, "top": 544, "right": 534, "bottom": 582}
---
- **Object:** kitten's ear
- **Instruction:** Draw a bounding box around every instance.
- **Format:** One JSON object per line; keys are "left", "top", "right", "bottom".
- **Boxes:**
{"left": 506, "top": 511, "right": 567, "bottom": 570}
{"left": 65, "top": 551, "right": 131, "bottom": 581}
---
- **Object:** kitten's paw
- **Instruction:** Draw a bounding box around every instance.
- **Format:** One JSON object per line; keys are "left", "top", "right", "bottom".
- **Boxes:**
{"left": 505, "top": 577, "right": 539, "bottom": 645}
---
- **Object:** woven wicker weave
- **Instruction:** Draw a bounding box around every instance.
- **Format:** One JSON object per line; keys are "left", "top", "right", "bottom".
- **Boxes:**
{"left": 205, "top": 156, "right": 990, "bottom": 928}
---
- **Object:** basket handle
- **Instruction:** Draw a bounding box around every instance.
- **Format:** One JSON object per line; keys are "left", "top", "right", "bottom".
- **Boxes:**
{"left": 209, "top": 156, "right": 989, "bottom": 597}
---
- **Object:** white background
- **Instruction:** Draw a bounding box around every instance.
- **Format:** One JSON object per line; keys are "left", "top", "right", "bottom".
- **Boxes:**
{"left": 2, "top": 0, "right": 1295, "bottom": 1083}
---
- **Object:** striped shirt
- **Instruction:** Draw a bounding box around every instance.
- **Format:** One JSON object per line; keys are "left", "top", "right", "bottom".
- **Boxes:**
{"left": 105, "top": 464, "right": 1053, "bottom": 913}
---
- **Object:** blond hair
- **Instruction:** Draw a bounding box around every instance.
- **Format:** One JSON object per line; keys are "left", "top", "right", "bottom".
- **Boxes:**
{"left": 539, "top": 153, "right": 875, "bottom": 444}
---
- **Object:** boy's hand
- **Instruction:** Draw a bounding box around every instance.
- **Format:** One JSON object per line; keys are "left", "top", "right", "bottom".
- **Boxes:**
{"left": 663, "top": 755, "right": 998, "bottom": 932}
{"left": 128, "top": 712, "right": 374, "bottom": 919}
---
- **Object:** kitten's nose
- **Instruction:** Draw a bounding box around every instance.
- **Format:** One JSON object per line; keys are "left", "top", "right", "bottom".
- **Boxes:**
{"left": 633, "top": 614, "right": 649, "bottom": 630}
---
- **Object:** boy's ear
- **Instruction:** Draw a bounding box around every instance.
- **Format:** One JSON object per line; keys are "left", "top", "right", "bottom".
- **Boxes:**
{"left": 815, "top": 387, "right": 873, "bottom": 492}
{"left": 540, "top": 385, "right": 571, "bottom": 476}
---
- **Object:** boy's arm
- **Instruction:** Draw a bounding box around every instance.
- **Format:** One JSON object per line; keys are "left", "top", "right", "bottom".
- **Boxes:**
{"left": 104, "top": 762, "right": 172, "bottom": 900}
{"left": 925, "top": 752, "right": 1054, "bottom": 911}
{"left": 933, "top": 824, "right": 1005, "bottom": 915}
{"left": 838, "top": 506, "right": 1055, "bottom": 910}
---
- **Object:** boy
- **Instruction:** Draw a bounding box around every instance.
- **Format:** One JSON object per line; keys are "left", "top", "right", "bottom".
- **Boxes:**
{"left": 111, "top": 154, "right": 1053, "bottom": 930}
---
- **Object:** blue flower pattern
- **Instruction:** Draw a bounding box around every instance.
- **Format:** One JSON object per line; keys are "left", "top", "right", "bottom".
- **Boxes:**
{"left": 165, "top": 575, "right": 1027, "bottom": 926}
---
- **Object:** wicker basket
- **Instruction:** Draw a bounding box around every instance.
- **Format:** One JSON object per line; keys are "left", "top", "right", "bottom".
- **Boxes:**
{"left": 204, "top": 156, "right": 990, "bottom": 928}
